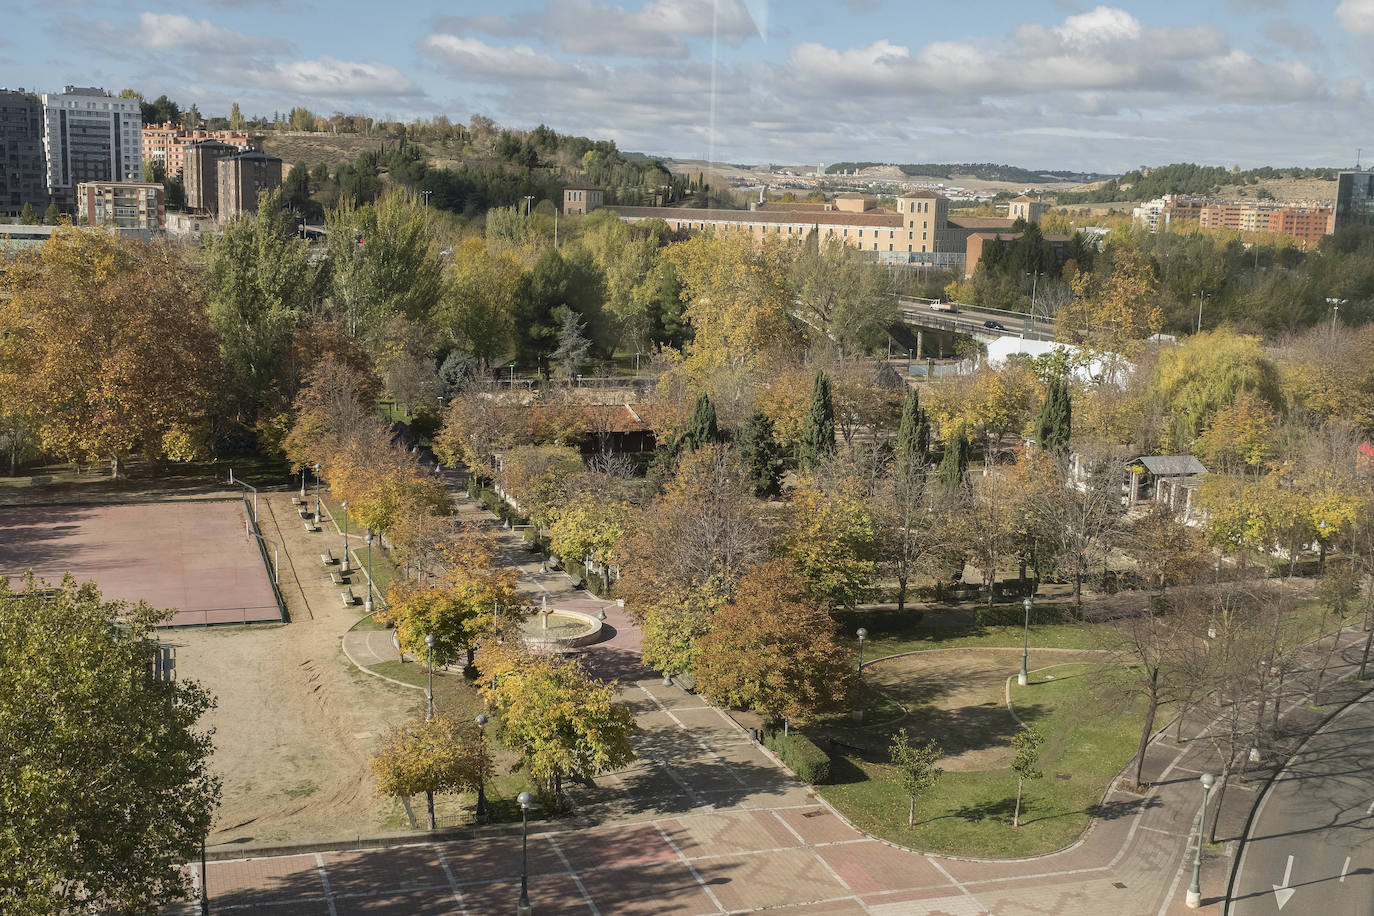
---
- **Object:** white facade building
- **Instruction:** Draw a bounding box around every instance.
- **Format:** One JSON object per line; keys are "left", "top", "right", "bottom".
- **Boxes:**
{"left": 41, "top": 86, "right": 142, "bottom": 207}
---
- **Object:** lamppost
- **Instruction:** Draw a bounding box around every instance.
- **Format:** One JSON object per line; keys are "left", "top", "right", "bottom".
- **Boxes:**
{"left": 425, "top": 633, "right": 436, "bottom": 722}
{"left": 474, "top": 713, "right": 490, "bottom": 824}
{"left": 300, "top": 465, "right": 307, "bottom": 499}
{"left": 856, "top": 628, "right": 868, "bottom": 674}
{"left": 1019, "top": 596, "right": 1032, "bottom": 686}
{"left": 517, "top": 791, "right": 534, "bottom": 915}
{"left": 364, "top": 532, "right": 374, "bottom": 613}
{"left": 340, "top": 500, "right": 351, "bottom": 573}
{"left": 313, "top": 463, "right": 321, "bottom": 525}
{"left": 1186, "top": 772, "right": 1217, "bottom": 907}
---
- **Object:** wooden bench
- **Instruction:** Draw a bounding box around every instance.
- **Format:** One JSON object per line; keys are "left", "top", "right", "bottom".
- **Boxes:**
{"left": 320, "top": 549, "right": 335, "bottom": 566}
{"left": 340, "top": 587, "right": 356, "bottom": 606}
{"left": 329, "top": 570, "right": 345, "bottom": 586}
{"left": 291, "top": 496, "right": 303, "bottom": 506}
{"left": 303, "top": 520, "right": 317, "bottom": 533}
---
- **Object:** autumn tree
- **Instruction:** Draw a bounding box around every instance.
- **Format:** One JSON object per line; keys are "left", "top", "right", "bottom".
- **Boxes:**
{"left": 1011, "top": 728, "right": 1045, "bottom": 828}
{"left": 433, "top": 236, "right": 521, "bottom": 368}
{"left": 791, "top": 241, "right": 897, "bottom": 355}
{"left": 694, "top": 560, "right": 858, "bottom": 727}
{"left": 1026, "top": 454, "right": 1127, "bottom": 608}
{"left": 1057, "top": 243, "right": 1161, "bottom": 365}
{"left": 1122, "top": 506, "right": 1212, "bottom": 592}
{"left": 0, "top": 229, "right": 216, "bottom": 474}
{"left": 781, "top": 481, "right": 880, "bottom": 610}
{"left": 498, "top": 444, "right": 585, "bottom": 535}
{"left": 1193, "top": 390, "right": 1276, "bottom": 475}
{"left": 888, "top": 730, "right": 943, "bottom": 827}
{"left": 799, "top": 370, "right": 837, "bottom": 471}
{"left": 1148, "top": 330, "right": 1284, "bottom": 452}
{"left": 0, "top": 576, "right": 220, "bottom": 914}
{"left": 547, "top": 494, "right": 631, "bottom": 593}
{"left": 481, "top": 650, "right": 635, "bottom": 804}
{"left": 371, "top": 714, "right": 493, "bottom": 830}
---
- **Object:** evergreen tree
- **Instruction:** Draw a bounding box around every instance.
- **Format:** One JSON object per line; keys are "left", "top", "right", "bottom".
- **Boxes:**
{"left": 936, "top": 428, "right": 970, "bottom": 490}
{"left": 1035, "top": 376, "right": 1072, "bottom": 453}
{"left": 42, "top": 202, "right": 60, "bottom": 225}
{"left": 18, "top": 202, "right": 36, "bottom": 225}
{"left": 895, "top": 388, "right": 930, "bottom": 465}
{"left": 736, "top": 411, "right": 782, "bottom": 497}
{"left": 799, "top": 371, "right": 836, "bottom": 471}
{"left": 678, "top": 392, "right": 720, "bottom": 453}
{"left": 229, "top": 101, "right": 245, "bottom": 130}
{"left": 551, "top": 306, "right": 591, "bottom": 379}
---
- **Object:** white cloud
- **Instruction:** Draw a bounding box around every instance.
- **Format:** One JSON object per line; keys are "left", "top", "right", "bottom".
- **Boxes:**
{"left": 1336, "top": 0, "right": 1374, "bottom": 35}
{"left": 1053, "top": 6, "right": 1143, "bottom": 47}
{"left": 253, "top": 57, "right": 421, "bottom": 99}
{"left": 419, "top": 34, "right": 581, "bottom": 82}
{"left": 137, "top": 12, "right": 291, "bottom": 55}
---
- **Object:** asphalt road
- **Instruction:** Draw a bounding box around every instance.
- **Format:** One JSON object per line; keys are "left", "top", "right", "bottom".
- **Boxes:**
{"left": 1229, "top": 689, "right": 1374, "bottom": 915}
{"left": 899, "top": 298, "right": 1058, "bottom": 342}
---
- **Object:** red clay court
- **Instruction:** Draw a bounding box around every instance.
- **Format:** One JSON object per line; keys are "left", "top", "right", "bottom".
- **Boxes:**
{"left": 0, "top": 499, "right": 282, "bottom": 626}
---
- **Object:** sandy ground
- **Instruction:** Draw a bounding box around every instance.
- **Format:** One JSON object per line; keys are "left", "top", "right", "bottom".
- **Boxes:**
{"left": 171, "top": 493, "right": 422, "bottom": 847}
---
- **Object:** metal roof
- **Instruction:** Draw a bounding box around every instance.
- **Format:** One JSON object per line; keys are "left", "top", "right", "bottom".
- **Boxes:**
{"left": 1135, "top": 455, "right": 1206, "bottom": 476}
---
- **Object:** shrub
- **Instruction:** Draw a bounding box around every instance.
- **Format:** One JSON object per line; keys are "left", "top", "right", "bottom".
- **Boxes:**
{"left": 763, "top": 727, "right": 832, "bottom": 784}
{"left": 972, "top": 602, "right": 1068, "bottom": 628}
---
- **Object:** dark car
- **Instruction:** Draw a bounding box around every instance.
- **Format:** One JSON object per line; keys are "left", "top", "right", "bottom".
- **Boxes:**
{"left": 984, "top": 320, "right": 1006, "bottom": 331}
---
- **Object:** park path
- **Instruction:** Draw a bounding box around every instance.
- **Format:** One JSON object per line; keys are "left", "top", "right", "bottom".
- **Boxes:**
{"left": 190, "top": 467, "right": 1374, "bottom": 914}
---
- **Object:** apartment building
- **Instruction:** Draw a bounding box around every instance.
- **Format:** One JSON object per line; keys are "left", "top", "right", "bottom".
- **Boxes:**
{"left": 0, "top": 89, "right": 48, "bottom": 218}
{"left": 1135, "top": 194, "right": 1333, "bottom": 246}
{"left": 141, "top": 123, "right": 257, "bottom": 178}
{"left": 76, "top": 180, "right": 164, "bottom": 230}
{"left": 216, "top": 151, "right": 282, "bottom": 220}
{"left": 184, "top": 140, "right": 238, "bottom": 214}
{"left": 41, "top": 86, "right": 141, "bottom": 210}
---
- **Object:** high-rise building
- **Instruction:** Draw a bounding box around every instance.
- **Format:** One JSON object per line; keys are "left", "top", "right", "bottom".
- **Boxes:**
{"left": 216, "top": 151, "right": 282, "bottom": 220}
{"left": 184, "top": 140, "right": 237, "bottom": 214}
{"left": 0, "top": 89, "right": 48, "bottom": 218}
{"left": 77, "top": 180, "right": 164, "bottom": 230}
{"left": 41, "top": 86, "right": 142, "bottom": 210}
{"left": 1335, "top": 171, "right": 1374, "bottom": 229}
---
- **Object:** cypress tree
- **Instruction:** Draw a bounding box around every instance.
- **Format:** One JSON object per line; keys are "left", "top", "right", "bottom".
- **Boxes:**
{"left": 18, "top": 202, "right": 36, "bottom": 225}
{"left": 936, "top": 428, "right": 970, "bottom": 490}
{"left": 1035, "top": 377, "right": 1072, "bottom": 453}
{"left": 798, "top": 371, "right": 836, "bottom": 471}
{"left": 679, "top": 392, "right": 720, "bottom": 453}
{"left": 896, "top": 389, "right": 921, "bottom": 457}
{"left": 43, "top": 202, "right": 60, "bottom": 225}
{"left": 736, "top": 411, "right": 782, "bottom": 497}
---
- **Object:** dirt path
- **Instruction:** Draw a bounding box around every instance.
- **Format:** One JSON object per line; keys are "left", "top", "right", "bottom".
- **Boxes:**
{"left": 172, "top": 492, "right": 422, "bottom": 848}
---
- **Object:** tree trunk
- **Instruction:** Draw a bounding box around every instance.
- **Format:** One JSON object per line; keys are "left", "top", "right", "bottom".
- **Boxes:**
{"left": 1014, "top": 777, "right": 1023, "bottom": 828}
{"left": 1174, "top": 703, "right": 1189, "bottom": 743}
{"left": 1073, "top": 572, "right": 1083, "bottom": 608}
{"left": 1134, "top": 671, "right": 1159, "bottom": 787}
{"left": 896, "top": 575, "right": 908, "bottom": 614}
{"left": 908, "top": 794, "right": 915, "bottom": 827}
{"left": 1361, "top": 622, "right": 1374, "bottom": 680}
{"left": 426, "top": 790, "right": 436, "bottom": 830}
{"left": 400, "top": 795, "right": 417, "bottom": 828}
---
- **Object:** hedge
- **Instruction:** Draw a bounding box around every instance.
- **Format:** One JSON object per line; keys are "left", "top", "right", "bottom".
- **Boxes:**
{"left": 762, "top": 727, "right": 832, "bottom": 784}
{"left": 971, "top": 602, "right": 1068, "bottom": 628}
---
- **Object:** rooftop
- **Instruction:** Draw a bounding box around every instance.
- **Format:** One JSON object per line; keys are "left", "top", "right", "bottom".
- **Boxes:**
{"left": 608, "top": 205, "right": 903, "bottom": 228}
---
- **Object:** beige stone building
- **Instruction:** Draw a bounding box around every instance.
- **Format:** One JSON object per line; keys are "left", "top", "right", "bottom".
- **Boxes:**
{"left": 563, "top": 185, "right": 603, "bottom": 215}
{"left": 1008, "top": 195, "right": 1044, "bottom": 223}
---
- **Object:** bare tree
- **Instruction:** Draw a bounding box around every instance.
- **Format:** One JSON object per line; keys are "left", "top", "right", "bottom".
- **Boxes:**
{"left": 1026, "top": 455, "right": 1128, "bottom": 610}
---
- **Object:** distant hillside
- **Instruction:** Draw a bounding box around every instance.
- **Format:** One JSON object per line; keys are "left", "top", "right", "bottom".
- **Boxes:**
{"left": 260, "top": 134, "right": 386, "bottom": 168}
{"left": 825, "top": 162, "right": 1112, "bottom": 184}
{"left": 1055, "top": 163, "right": 1342, "bottom": 204}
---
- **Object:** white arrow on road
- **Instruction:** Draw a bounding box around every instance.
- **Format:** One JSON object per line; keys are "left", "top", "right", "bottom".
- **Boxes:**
{"left": 1273, "top": 855, "right": 1296, "bottom": 910}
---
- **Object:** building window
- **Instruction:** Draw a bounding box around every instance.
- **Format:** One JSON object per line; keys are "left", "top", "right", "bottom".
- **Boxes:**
{"left": 858, "top": 229, "right": 864, "bottom": 237}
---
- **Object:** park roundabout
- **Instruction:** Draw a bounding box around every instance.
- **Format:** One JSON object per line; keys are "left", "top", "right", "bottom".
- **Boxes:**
{"left": 805, "top": 646, "right": 1152, "bottom": 859}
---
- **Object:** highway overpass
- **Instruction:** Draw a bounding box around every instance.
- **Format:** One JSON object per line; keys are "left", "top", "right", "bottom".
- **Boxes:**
{"left": 898, "top": 297, "right": 1058, "bottom": 343}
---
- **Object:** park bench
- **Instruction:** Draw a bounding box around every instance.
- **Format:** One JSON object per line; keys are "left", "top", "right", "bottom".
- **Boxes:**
{"left": 329, "top": 570, "right": 345, "bottom": 586}
{"left": 340, "top": 587, "right": 356, "bottom": 606}
{"left": 303, "top": 520, "right": 317, "bottom": 533}
{"left": 291, "top": 496, "right": 303, "bottom": 506}
{"left": 320, "top": 549, "right": 335, "bottom": 566}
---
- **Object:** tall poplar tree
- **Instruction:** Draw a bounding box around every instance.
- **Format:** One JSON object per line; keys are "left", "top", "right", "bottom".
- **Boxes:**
{"left": 1035, "top": 376, "right": 1072, "bottom": 453}
{"left": 799, "top": 370, "right": 836, "bottom": 471}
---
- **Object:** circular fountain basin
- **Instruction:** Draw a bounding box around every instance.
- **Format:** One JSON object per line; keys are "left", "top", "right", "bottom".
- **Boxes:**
{"left": 519, "top": 608, "right": 602, "bottom": 651}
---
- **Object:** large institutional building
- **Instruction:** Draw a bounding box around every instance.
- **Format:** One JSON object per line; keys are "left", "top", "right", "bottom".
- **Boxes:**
{"left": 40, "top": 86, "right": 142, "bottom": 211}
{"left": 0, "top": 89, "right": 48, "bottom": 218}
{"left": 584, "top": 188, "right": 1042, "bottom": 272}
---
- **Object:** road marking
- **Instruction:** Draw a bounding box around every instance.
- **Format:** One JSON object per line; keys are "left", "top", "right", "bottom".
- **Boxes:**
{"left": 545, "top": 834, "right": 601, "bottom": 915}
{"left": 1366, "top": 799, "right": 1374, "bottom": 816}
{"left": 1272, "top": 854, "right": 1295, "bottom": 911}
{"left": 313, "top": 853, "right": 339, "bottom": 916}
{"left": 433, "top": 845, "right": 468, "bottom": 913}
{"left": 1341, "top": 856, "right": 1352, "bottom": 883}
{"left": 653, "top": 822, "right": 725, "bottom": 913}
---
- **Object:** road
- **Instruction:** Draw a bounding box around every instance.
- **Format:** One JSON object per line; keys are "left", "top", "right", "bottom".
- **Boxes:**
{"left": 1229, "top": 688, "right": 1374, "bottom": 915}
{"left": 898, "top": 297, "right": 1058, "bottom": 342}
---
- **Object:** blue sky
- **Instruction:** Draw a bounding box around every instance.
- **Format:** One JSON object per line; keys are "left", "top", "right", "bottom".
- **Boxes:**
{"left": 4, "top": 1, "right": 1373, "bottom": 171}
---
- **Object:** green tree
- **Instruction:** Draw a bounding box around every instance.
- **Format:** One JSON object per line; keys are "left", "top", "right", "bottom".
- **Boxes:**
{"left": 888, "top": 729, "right": 943, "bottom": 826}
{"left": 229, "top": 101, "right": 245, "bottom": 130}
{"left": 799, "top": 370, "right": 837, "bottom": 471}
{"left": 694, "top": 560, "right": 857, "bottom": 727}
{"left": 1035, "top": 376, "right": 1072, "bottom": 453}
{"left": 551, "top": 306, "right": 591, "bottom": 379}
{"left": 41, "top": 203, "right": 59, "bottom": 225}
{"left": 936, "top": 428, "right": 970, "bottom": 491}
{"left": 895, "top": 388, "right": 929, "bottom": 466}
{"left": 371, "top": 714, "right": 493, "bottom": 830}
{"left": 736, "top": 410, "right": 782, "bottom": 497}
{"left": 203, "top": 189, "right": 314, "bottom": 419}
{"left": 547, "top": 494, "right": 631, "bottom": 594}
{"left": 679, "top": 392, "right": 721, "bottom": 453}
{"left": 781, "top": 482, "right": 880, "bottom": 610}
{"left": 791, "top": 242, "right": 898, "bottom": 354}
{"left": 17, "top": 202, "right": 36, "bottom": 225}
{"left": 0, "top": 575, "right": 220, "bottom": 914}
{"left": 1011, "top": 727, "right": 1045, "bottom": 828}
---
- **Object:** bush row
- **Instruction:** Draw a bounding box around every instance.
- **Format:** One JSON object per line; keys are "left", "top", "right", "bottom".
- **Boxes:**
{"left": 971, "top": 602, "right": 1069, "bottom": 628}
{"left": 762, "top": 726, "right": 832, "bottom": 784}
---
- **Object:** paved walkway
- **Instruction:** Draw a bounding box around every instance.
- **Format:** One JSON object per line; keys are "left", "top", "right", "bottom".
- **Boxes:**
{"left": 191, "top": 473, "right": 1374, "bottom": 915}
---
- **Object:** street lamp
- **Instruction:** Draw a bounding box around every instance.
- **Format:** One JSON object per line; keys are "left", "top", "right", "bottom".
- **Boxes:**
{"left": 856, "top": 627, "right": 868, "bottom": 674}
{"left": 1019, "top": 596, "right": 1032, "bottom": 686}
{"left": 1186, "top": 772, "right": 1217, "bottom": 907}
{"left": 517, "top": 791, "right": 534, "bottom": 915}
{"left": 474, "top": 714, "right": 489, "bottom": 824}
{"left": 313, "top": 463, "right": 321, "bottom": 525}
{"left": 425, "top": 633, "right": 436, "bottom": 722}
{"left": 340, "top": 500, "right": 350, "bottom": 573}
{"left": 364, "top": 532, "right": 374, "bottom": 613}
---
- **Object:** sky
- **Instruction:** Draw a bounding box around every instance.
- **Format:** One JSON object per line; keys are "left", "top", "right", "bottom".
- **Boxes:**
{"left": 4, "top": 0, "right": 1373, "bottom": 173}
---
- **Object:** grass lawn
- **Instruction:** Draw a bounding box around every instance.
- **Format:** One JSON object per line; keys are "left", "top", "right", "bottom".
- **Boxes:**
{"left": 318, "top": 492, "right": 399, "bottom": 603}
{"left": 836, "top": 601, "right": 1102, "bottom": 661}
{"left": 819, "top": 662, "right": 1152, "bottom": 858}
